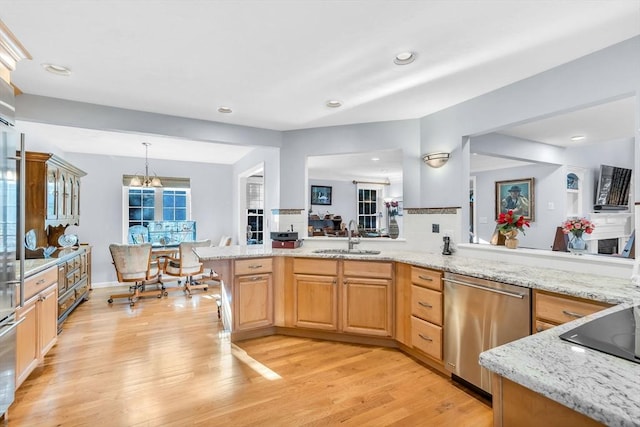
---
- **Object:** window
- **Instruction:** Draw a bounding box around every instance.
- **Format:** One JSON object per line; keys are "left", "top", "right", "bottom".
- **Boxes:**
{"left": 128, "top": 188, "right": 156, "bottom": 228}
{"left": 123, "top": 176, "right": 191, "bottom": 230}
{"left": 358, "top": 187, "right": 379, "bottom": 232}
{"left": 162, "top": 189, "right": 187, "bottom": 221}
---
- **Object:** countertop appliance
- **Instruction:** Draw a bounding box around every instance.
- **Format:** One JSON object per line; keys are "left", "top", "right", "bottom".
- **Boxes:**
{"left": 0, "top": 76, "right": 22, "bottom": 418}
{"left": 270, "top": 231, "right": 298, "bottom": 241}
{"left": 443, "top": 272, "right": 531, "bottom": 395}
{"left": 270, "top": 231, "right": 302, "bottom": 249}
{"left": 560, "top": 305, "right": 639, "bottom": 364}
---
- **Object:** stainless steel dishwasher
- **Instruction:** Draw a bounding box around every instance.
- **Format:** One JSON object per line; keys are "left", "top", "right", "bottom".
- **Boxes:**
{"left": 443, "top": 272, "right": 531, "bottom": 395}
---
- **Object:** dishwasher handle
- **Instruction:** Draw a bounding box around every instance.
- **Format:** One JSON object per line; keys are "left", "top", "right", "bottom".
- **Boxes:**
{"left": 443, "top": 277, "right": 526, "bottom": 299}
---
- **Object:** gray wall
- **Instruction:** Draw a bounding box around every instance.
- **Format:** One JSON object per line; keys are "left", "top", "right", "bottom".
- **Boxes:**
{"left": 64, "top": 153, "right": 233, "bottom": 284}
{"left": 419, "top": 36, "right": 640, "bottom": 234}
{"left": 280, "top": 120, "right": 421, "bottom": 210}
{"left": 473, "top": 137, "right": 635, "bottom": 249}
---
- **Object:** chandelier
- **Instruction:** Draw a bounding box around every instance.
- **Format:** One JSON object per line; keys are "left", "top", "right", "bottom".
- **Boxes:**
{"left": 129, "top": 142, "right": 162, "bottom": 187}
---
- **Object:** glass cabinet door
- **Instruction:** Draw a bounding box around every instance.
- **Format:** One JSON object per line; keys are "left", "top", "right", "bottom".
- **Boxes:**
{"left": 46, "top": 166, "right": 58, "bottom": 220}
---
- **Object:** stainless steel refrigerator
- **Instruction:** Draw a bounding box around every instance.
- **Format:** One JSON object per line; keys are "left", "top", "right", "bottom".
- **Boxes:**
{"left": 0, "top": 77, "right": 22, "bottom": 417}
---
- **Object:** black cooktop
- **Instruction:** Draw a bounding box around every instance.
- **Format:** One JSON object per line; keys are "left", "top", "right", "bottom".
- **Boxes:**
{"left": 559, "top": 305, "right": 639, "bottom": 364}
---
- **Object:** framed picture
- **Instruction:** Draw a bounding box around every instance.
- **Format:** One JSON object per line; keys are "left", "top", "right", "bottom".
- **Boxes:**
{"left": 495, "top": 178, "right": 534, "bottom": 221}
{"left": 311, "top": 185, "right": 332, "bottom": 205}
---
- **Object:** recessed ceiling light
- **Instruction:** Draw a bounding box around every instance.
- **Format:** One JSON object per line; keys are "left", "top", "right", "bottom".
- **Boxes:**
{"left": 42, "top": 63, "right": 71, "bottom": 76}
{"left": 217, "top": 106, "right": 233, "bottom": 114}
{"left": 571, "top": 135, "right": 586, "bottom": 141}
{"left": 326, "top": 100, "right": 342, "bottom": 108}
{"left": 394, "top": 51, "right": 416, "bottom": 65}
{"left": 371, "top": 157, "right": 380, "bottom": 161}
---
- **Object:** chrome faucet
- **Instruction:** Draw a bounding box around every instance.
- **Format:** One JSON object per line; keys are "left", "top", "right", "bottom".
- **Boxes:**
{"left": 347, "top": 219, "right": 360, "bottom": 250}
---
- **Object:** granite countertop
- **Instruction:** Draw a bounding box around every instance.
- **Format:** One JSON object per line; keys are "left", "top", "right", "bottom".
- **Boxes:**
{"left": 479, "top": 303, "right": 640, "bottom": 427}
{"left": 194, "top": 245, "right": 635, "bottom": 304}
{"left": 194, "top": 244, "right": 640, "bottom": 426}
{"left": 16, "top": 246, "right": 87, "bottom": 279}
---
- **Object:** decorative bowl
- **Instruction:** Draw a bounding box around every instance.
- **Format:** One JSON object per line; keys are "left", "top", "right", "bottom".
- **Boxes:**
{"left": 58, "top": 234, "right": 78, "bottom": 248}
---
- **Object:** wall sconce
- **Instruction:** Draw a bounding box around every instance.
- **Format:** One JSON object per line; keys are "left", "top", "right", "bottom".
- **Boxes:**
{"left": 422, "top": 152, "right": 450, "bottom": 168}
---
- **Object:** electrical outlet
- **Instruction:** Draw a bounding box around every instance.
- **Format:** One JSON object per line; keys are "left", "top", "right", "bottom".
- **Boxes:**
{"left": 432, "top": 224, "right": 440, "bottom": 233}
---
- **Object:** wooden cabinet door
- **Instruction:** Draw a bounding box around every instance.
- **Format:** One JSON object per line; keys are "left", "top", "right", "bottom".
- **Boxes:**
{"left": 293, "top": 274, "right": 338, "bottom": 331}
{"left": 15, "top": 296, "right": 38, "bottom": 388}
{"left": 39, "top": 285, "right": 58, "bottom": 357}
{"left": 343, "top": 277, "right": 393, "bottom": 337}
{"left": 45, "top": 166, "right": 58, "bottom": 220}
{"left": 235, "top": 273, "right": 273, "bottom": 331}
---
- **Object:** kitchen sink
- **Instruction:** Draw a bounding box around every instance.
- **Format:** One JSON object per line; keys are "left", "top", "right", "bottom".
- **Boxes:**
{"left": 312, "top": 249, "right": 381, "bottom": 255}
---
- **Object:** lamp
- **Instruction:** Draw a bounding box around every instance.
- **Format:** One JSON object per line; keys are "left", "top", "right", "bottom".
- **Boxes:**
{"left": 422, "top": 152, "right": 450, "bottom": 168}
{"left": 130, "top": 142, "right": 162, "bottom": 187}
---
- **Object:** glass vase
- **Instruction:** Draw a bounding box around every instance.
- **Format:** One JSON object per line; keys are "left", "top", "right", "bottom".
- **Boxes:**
{"left": 568, "top": 233, "right": 587, "bottom": 254}
{"left": 389, "top": 217, "right": 399, "bottom": 239}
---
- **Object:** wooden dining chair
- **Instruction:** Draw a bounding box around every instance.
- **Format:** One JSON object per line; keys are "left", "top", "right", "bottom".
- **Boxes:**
{"left": 108, "top": 243, "right": 165, "bottom": 306}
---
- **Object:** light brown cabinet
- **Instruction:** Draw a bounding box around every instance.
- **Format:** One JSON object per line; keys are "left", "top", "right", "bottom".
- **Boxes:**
{"left": 25, "top": 151, "right": 86, "bottom": 254}
{"left": 234, "top": 258, "right": 273, "bottom": 331}
{"left": 15, "top": 267, "right": 58, "bottom": 388}
{"left": 408, "top": 266, "right": 444, "bottom": 361}
{"left": 290, "top": 258, "right": 393, "bottom": 337}
{"left": 533, "top": 290, "right": 611, "bottom": 333}
{"left": 292, "top": 258, "right": 339, "bottom": 331}
{"left": 342, "top": 260, "right": 393, "bottom": 337}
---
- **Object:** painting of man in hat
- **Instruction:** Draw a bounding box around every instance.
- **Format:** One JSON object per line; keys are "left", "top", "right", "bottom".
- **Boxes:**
{"left": 496, "top": 178, "right": 534, "bottom": 220}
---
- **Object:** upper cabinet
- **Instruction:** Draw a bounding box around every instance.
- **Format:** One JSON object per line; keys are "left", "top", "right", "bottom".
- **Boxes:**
{"left": 25, "top": 152, "right": 87, "bottom": 251}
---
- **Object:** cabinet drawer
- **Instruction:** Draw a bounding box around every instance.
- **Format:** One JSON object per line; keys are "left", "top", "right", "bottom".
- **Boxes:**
{"left": 58, "top": 291, "right": 76, "bottom": 314}
{"left": 293, "top": 258, "right": 338, "bottom": 275}
{"left": 343, "top": 260, "right": 393, "bottom": 279}
{"left": 411, "top": 266, "right": 442, "bottom": 291}
{"left": 24, "top": 267, "right": 58, "bottom": 301}
{"left": 235, "top": 257, "right": 272, "bottom": 275}
{"left": 411, "top": 285, "right": 442, "bottom": 325}
{"left": 75, "top": 282, "right": 90, "bottom": 298}
{"left": 411, "top": 316, "right": 442, "bottom": 360}
{"left": 535, "top": 291, "right": 611, "bottom": 325}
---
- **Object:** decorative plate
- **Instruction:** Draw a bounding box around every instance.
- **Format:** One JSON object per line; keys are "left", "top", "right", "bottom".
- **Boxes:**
{"left": 25, "top": 229, "right": 37, "bottom": 251}
{"left": 58, "top": 234, "right": 78, "bottom": 248}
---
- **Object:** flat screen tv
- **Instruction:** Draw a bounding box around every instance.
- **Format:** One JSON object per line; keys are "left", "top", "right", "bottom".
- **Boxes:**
{"left": 594, "top": 164, "right": 632, "bottom": 211}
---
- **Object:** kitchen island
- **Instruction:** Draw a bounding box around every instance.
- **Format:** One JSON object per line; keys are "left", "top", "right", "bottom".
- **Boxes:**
{"left": 194, "top": 245, "right": 638, "bottom": 426}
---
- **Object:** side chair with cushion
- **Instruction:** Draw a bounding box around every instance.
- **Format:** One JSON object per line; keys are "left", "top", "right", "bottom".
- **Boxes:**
{"left": 162, "top": 239, "right": 219, "bottom": 297}
{"left": 218, "top": 235, "right": 232, "bottom": 246}
{"left": 108, "top": 243, "right": 166, "bottom": 306}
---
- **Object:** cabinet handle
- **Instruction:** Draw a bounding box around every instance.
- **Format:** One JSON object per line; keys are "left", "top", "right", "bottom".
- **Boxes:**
{"left": 418, "top": 275, "right": 433, "bottom": 282}
{"left": 248, "top": 265, "right": 262, "bottom": 269}
{"left": 332, "top": 279, "right": 337, "bottom": 285}
{"left": 251, "top": 276, "right": 263, "bottom": 281}
{"left": 36, "top": 279, "right": 46, "bottom": 285}
{"left": 418, "top": 301, "right": 433, "bottom": 308}
{"left": 562, "top": 310, "right": 584, "bottom": 319}
{"left": 418, "top": 333, "right": 433, "bottom": 342}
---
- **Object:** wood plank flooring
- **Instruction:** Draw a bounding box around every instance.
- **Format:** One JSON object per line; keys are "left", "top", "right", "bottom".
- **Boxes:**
{"left": 7, "top": 286, "right": 492, "bottom": 426}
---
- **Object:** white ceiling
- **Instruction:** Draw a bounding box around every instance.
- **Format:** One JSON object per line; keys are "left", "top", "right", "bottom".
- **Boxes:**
{"left": 308, "top": 149, "right": 403, "bottom": 183}
{"left": 1, "top": 1, "right": 639, "bottom": 168}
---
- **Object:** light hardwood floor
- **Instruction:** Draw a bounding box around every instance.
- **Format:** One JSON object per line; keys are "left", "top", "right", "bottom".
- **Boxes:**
{"left": 7, "top": 285, "right": 492, "bottom": 426}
